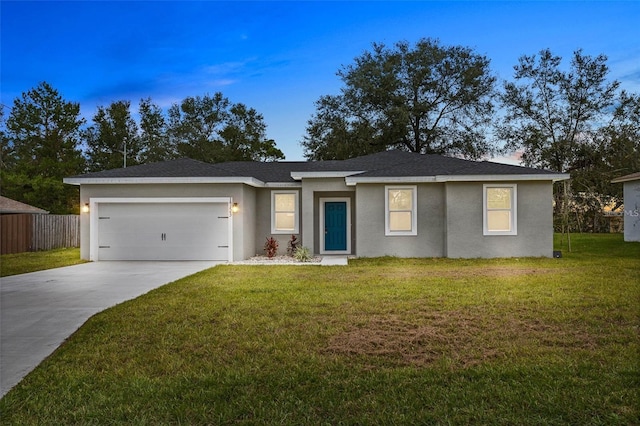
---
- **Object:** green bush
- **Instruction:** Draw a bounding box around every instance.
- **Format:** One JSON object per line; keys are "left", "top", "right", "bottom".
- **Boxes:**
{"left": 293, "top": 246, "right": 312, "bottom": 262}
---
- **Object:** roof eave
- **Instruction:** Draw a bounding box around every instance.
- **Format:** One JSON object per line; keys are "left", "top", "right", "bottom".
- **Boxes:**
{"left": 291, "top": 171, "right": 365, "bottom": 180}
{"left": 63, "top": 176, "right": 266, "bottom": 187}
{"left": 611, "top": 173, "right": 640, "bottom": 183}
{"left": 345, "top": 173, "right": 570, "bottom": 185}
{"left": 345, "top": 176, "right": 437, "bottom": 186}
{"left": 263, "top": 182, "right": 302, "bottom": 188}
{"left": 435, "top": 173, "right": 570, "bottom": 182}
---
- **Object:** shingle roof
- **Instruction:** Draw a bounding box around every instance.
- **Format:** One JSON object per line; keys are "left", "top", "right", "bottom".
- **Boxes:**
{"left": 0, "top": 196, "right": 49, "bottom": 214}
{"left": 339, "top": 151, "right": 557, "bottom": 177}
{"left": 65, "top": 158, "right": 229, "bottom": 179}
{"left": 65, "top": 151, "right": 563, "bottom": 184}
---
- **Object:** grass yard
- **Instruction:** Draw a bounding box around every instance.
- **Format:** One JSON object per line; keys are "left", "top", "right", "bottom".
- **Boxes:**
{"left": 1, "top": 234, "right": 638, "bottom": 424}
{"left": 0, "top": 247, "right": 86, "bottom": 277}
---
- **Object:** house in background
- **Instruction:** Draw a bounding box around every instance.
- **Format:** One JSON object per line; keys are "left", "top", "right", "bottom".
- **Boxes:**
{"left": 612, "top": 172, "right": 640, "bottom": 242}
{"left": 0, "top": 196, "right": 49, "bottom": 216}
{"left": 63, "top": 151, "right": 569, "bottom": 261}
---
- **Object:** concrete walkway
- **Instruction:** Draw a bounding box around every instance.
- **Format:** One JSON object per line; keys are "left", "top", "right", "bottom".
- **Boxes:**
{"left": 0, "top": 261, "right": 219, "bottom": 399}
{"left": 320, "top": 256, "right": 349, "bottom": 266}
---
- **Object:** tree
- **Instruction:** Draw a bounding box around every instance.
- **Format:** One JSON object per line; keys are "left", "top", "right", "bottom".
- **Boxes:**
{"left": 219, "top": 103, "right": 283, "bottom": 162}
{"left": 167, "top": 93, "right": 283, "bottom": 163}
{"left": 570, "top": 91, "right": 640, "bottom": 224}
{"left": 497, "top": 48, "right": 632, "bottom": 233}
{"left": 0, "top": 107, "right": 9, "bottom": 171}
{"left": 302, "top": 95, "right": 381, "bottom": 161}
{"left": 84, "top": 100, "right": 140, "bottom": 171}
{"left": 138, "top": 98, "right": 174, "bottom": 163}
{"left": 302, "top": 38, "right": 497, "bottom": 160}
{"left": 1, "top": 82, "right": 85, "bottom": 213}
{"left": 600, "top": 91, "right": 640, "bottom": 185}
{"left": 497, "top": 48, "right": 619, "bottom": 172}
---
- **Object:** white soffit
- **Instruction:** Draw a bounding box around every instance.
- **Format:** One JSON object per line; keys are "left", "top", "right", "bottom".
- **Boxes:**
{"left": 345, "top": 176, "right": 437, "bottom": 186}
{"left": 291, "top": 171, "right": 365, "bottom": 180}
{"left": 345, "top": 173, "right": 569, "bottom": 185}
{"left": 434, "top": 174, "right": 570, "bottom": 182}
{"left": 63, "top": 176, "right": 266, "bottom": 187}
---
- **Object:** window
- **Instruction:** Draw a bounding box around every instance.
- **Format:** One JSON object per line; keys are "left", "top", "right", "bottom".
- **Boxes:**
{"left": 271, "top": 191, "right": 299, "bottom": 234}
{"left": 483, "top": 184, "right": 517, "bottom": 235}
{"left": 385, "top": 186, "right": 417, "bottom": 236}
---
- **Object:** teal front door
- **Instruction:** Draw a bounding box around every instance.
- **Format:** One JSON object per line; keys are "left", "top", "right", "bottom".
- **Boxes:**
{"left": 324, "top": 201, "right": 347, "bottom": 251}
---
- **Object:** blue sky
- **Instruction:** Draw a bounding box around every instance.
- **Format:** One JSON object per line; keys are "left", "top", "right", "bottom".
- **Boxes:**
{"left": 2, "top": 1, "right": 639, "bottom": 161}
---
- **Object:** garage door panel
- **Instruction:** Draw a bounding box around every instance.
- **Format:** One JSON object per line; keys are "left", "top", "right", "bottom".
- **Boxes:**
{"left": 97, "top": 202, "right": 229, "bottom": 261}
{"left": 99, "top": 244, "right": 228, "bottom": 261}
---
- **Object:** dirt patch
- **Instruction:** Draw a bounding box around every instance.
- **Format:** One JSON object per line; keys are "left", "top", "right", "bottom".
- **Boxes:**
{"left": 324, "top": 308, "right": 597, "bottom": 368}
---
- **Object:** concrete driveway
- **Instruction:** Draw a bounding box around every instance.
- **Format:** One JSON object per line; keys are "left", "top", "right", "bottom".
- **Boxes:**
{"left": 0, "top": 261, "right": 220, "bottom": 399}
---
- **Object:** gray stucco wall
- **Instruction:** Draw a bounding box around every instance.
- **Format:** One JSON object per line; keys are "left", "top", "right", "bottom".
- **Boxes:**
{"left": 622, "top": 180, "right": 640, "bottom": 242}
{"left": 313, "top": 191, "right": 356, "bottom": 254}
{"left": 301, "top": 178, "right": 355, "bottom": 255}
{"left": 254, "top": 187, "right": 301, "bottom": 257}
{"left": 355, "top": 183, "right": 446, "bottom": 258}
{"left": 78, "top": 183, "right": 253, "bottom": 261}
{"left": 444, "top": 181, "right": 554, "bottom": 258}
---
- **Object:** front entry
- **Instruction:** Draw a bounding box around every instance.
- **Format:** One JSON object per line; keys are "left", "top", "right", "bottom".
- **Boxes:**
{"left": 320, "top": 198, "right": 351, "bottom": 254}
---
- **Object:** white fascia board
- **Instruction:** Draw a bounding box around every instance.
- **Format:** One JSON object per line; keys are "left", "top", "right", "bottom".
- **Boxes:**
{"left": 290, "top": 171, "right": 365, "bottom": 180}
{"left": 63, "top": 176, "right": 266, "bottom": 187}
{"left": 434, "top": 174, "right": 570, "bottom": 182}
{"left": 345, "top": 176, "right": 437, "bottom": 186}
{"left": 344, "top": 173, "right": 570, "bottom": 186}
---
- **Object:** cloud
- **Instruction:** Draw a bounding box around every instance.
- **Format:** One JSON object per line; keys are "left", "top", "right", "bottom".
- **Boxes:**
{"left": 201, "top": 60, "right": 253, "bottom": 77}
{"left": 487, "top": 150, "right": 523, "bottom": 166}
{"left": 607, "top": 51, "right": 640, "bottom": 92}
{"left": 79, "top": 59, "right": 247, "bottom": 110}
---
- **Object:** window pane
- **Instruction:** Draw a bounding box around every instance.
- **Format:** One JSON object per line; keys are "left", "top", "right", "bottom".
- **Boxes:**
{"left": 487, "top": 211, "right": 511, "bottom": 232}
{"left": 487, "top": 188, "right": 511, "bottom": 210}
{"left": 275, "top": 212, "right": 295, "bottom": 231}
{"left": 389, "top": 189, "right": 413, "bottom": 211}
{"left": 275, "top": 193, "right": 295, "bottom": 212}
{"left": 389, "top": 211, "right": 412, "bottom": 231}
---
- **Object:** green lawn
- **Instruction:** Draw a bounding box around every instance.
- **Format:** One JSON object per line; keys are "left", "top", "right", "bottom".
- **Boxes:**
{"left": 1, "top": 234, "right": 638, "bottom": 424}
{"left": 0, "top": 247, "right": 86, "bottom": 277}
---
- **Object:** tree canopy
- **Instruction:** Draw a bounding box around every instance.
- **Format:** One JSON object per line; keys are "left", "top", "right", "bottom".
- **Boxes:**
{"left": 302, "top": 38, "right": 497, "bottom": 160}
{"left": 84, "top": 100, "right": 140, "bottom": 172}
{"left": 1, "top": 82, "right": 86, "bottom": 213}
{"left": 2, "top": 43, "right": 637, "bottom": 225}
{"left": 2, "top": 85, "right": 283, "bottom": 213}
{"left": 168, "top": 93, "right": 284, "bottom": 163}
{"left": 497, "top": 48, "right": 619, "bottom": 173}
{"left": 497, "top": 49, "right": 638, "bottom": 232}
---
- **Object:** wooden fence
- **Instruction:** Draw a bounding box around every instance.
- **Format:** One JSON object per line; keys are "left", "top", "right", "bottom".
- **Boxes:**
{"left": 1, "top": 214, "right": 80, "bottom": 255}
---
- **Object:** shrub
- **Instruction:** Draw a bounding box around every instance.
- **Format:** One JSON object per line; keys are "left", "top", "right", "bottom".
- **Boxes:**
{"left": 264, "top": 237, "right": 279, "bottom": 258}
{"left": 287, "top": 234, "right": 299, "bottom": 256}
{"left": 293, "top": 246, "right": 312, "bottom": 262}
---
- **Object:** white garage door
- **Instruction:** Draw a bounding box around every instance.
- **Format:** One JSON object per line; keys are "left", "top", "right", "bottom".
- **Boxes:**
{"left": 96, "top": 202, "right": 229, "bottom": 260}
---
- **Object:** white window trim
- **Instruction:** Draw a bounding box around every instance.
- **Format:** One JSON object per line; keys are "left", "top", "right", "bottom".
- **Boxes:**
{"left": 271, "top": 190, "right": 299, "bottom": 234}
{"left": 385, "top": 185, "right": 417, "bottom": 236}
{"left": 483, "top": 184, "right": 518, "bottom": 236}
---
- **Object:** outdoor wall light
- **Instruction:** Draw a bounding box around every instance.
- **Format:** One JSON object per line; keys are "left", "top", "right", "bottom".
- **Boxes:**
{"left": 81, "top": 203, "right": 90, "bottom": 213}
{"left": 231, "top": 202, "right": 239, "bottom": 214}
